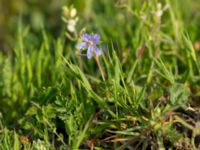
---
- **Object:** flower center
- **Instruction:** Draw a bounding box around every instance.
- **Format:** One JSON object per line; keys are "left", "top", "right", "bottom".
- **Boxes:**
{"left": 89, "top": 41, "right": 93, "bottom": 45}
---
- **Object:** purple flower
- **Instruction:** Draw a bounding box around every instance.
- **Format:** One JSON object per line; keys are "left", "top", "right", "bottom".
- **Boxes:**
{"left": 76, "top": 33, "right": 102, "bottom": 59}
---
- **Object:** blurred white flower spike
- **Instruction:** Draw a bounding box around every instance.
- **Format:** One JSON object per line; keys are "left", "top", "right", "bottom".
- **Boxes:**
{"left": 62, "top": 5, "right": 79, "bottom": 40}
{"left": 67, "top": 18, "right": 78, "bottom": 33}
{"left": 155, "top": 3, "right": 170, "bottom": 18}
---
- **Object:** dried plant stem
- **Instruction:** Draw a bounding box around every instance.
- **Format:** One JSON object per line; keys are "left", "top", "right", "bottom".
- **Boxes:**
{"left": 95, "top": 56, "right": 105, "bottom": 81}
{"left": 77, "top": 50, "right": 83, "bottom": 71}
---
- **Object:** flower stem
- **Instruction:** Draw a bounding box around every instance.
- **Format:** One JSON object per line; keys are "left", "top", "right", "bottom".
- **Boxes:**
{"left": 95, "top": 56, "right": 105, "bottom": 81}
{"left": 77, "top": 50, "right": 83, "bottom": 71}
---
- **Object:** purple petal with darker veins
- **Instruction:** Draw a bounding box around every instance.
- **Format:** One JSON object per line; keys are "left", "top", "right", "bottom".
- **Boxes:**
{"left": 92, "top": 34, "right": 100, "bottom": 43}
{"left": 94, "top": 46, "right": 101, "bottom": 56}
{"left": 76, "top": 42, "right": 87, "bottom": 49}
{"left": 82, "top": 34, "right": 91, "bottom": 42}
{"left": 87, "top": 46, "right": 93, "bottom": 59}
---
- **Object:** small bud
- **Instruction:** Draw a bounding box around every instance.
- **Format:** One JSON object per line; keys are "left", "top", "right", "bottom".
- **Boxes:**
{"left": 62, "top": 6, "right": 69, "bottom": 16}
{"left": 157, "top": 3, "right": 162, "bottom": 10}
{"left": 70, "top": 8, "right": 77, "bottom": 18}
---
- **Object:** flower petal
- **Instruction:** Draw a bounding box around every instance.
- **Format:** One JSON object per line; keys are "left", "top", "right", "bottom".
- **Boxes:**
{"left": 87, "top": 46, "right": 93, "bottom": 59}
{"left": 92, "top": 34, "right": 100, "bottom": 43}
{"left": 94, "top": 46, "right": 101, "bottom": 56}
{"left": 76, "top": 42, "right": 87, "bottom": 49}
{"left": 82, "top": 34, "right": 91, "bottom": 42}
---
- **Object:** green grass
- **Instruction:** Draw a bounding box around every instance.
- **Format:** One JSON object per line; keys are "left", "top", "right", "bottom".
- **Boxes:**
{"left": 0, "top": 0, "right": 200, "bottom": 149}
